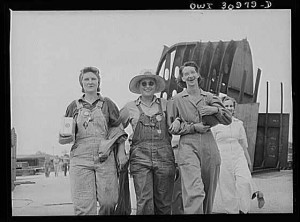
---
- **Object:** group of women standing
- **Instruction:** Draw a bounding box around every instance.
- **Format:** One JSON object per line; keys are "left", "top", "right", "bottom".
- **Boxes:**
{"left": 59, "top": 61, "right": 264, "bottom": 215}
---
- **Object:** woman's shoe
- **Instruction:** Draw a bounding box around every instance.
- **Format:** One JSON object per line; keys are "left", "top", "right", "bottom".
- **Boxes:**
{"left": 257, "top": 191, "right": 265, "bottom": 208}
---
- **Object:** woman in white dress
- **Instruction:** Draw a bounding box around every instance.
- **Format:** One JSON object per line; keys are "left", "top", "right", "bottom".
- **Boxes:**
{"left": 211, "top": 96, "right": 265, "bottom": 214}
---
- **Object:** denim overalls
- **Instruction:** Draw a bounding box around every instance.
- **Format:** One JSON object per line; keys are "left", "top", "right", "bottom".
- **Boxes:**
{"left": 69, "top": 100, "right": 118, "bottom": 215}
{"left": 130, "top": 99, "right": 175, "bottom": 215}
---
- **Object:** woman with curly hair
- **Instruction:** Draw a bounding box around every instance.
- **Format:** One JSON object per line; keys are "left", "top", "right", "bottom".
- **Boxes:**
{"left": 59, "top": 66, "right": 128, "bottom": 215}
{"left": 167, "top": 61, "right": 232, "bottom": 214}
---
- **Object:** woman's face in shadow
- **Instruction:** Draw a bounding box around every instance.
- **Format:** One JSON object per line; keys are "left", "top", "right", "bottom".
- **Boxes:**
{"left": 223, "top": 99, "right": 235, "bottom": 115}
{"left": 139, "top": 78, "right": 156, "bottom": 97}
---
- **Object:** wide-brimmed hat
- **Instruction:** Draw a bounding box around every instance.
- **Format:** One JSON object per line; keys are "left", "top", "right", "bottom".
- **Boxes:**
{"left": 129, "top": 69, "right": 165, "bottom": 94}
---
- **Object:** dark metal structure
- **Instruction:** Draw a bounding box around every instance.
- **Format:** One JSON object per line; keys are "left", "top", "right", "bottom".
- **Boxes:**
{"left": 156, "top": 39, "right": 290, "bottom": 172}
{"left": 156, "top": 39, "right": 256, "bottom": 104}
{"left": 16, "top": 155, "right": 46, "bottom": 175}
{"left": 253, "top": 82, "right": 290, "bottom": 172}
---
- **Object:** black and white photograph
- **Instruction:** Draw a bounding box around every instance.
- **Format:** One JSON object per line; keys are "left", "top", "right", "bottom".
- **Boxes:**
{"left": 6, "top": 2, "right": 295, "bottom": 218}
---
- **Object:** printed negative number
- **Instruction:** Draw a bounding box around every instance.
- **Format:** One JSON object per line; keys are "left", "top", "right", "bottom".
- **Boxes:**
{"left": 190, "top": 2, "right": 213, "bottom": 9}
{"left": 221, "top": 1, "right": 272, "bottom": 9}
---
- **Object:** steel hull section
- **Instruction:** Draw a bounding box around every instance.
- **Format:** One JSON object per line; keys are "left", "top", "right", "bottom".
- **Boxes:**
{"left": 156, "top": 39, "right": 254, "bottom": 104}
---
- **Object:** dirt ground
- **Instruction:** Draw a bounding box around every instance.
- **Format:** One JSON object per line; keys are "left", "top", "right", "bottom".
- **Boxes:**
{"left": 11, "top": 169, "right": 293, "bottom": 216}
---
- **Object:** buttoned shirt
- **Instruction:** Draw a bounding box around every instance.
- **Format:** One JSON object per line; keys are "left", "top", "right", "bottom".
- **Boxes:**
{"left": 120, "top": 95, "right": 168, "bottom": 141}
{"left": 60, "top": 93, "right": 125, "bottom": 144}
{"left": 64, "top": 93, "right": 121, "bottom": 128}
{"left": 167, "top": 89, "right": 232, "bottom": 135}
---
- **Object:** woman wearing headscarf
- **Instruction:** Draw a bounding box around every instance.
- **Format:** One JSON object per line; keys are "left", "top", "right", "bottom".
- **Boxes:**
{"left": 211, "top": 96, "right": 265, "bottom": 214}
{"left": 167, "top": 61, "right": 232, "bottom": 214}
{"left": 58, "top": 66, "right": 128, "bottom": 215}
{"left": 120, "top": 69, "right": 176, "bottom": 215}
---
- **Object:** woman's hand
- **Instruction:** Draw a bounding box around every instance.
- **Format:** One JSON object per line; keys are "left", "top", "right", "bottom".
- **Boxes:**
{"left": 199, "top": 106, "right": 218, "bottom": 116}
{"left": 59, "top": 133, "right": 74, "bottom": 138}
{"left": 194, "top": 122, "right": 211, "bottom": 133}
{"left": 58, "top": 134, "right": 74, "bottom": 145}
{"left": 169, "top": 119, "right": 181, "bottom": 134}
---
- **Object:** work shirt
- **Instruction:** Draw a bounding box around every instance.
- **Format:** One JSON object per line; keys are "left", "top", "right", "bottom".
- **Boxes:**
{"left": 64, "top": 93, "right": 121, "bottom": 128}
{"left": 120, "top": 95, "right": 169, "bottom": 143}
{"left": 167, "top": 89, "right": 232, "bottom": 134}
{"left": 63, "top": 93, "right": 122, "bottom": 137}
{"left": 59, "top": 93, "right": 126, "bottom": 146}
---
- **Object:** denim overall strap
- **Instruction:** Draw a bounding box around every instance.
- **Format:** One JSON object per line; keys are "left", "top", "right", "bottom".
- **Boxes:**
{"left": 131, "top": 104, "right": 144, "bottom": 146}
{"left": 75, "top": 99, "right": 83, "bottom": 109}
{"left": 75, "top": 99, "right": 84, "bottom": 116}
{"left": 74, "top": 99, "right": 108, "bottom": 143}
{"left": 96, "top": 100, "right": 103, "bottom": 110}
{"left": 136, "top": 103, "right": 145, "bottom": 114}
{"left": 157, "top": 98, "right": 172, "bottom": 143}
{"left": 131, "top": 98, "right": 169, "bottom": 146}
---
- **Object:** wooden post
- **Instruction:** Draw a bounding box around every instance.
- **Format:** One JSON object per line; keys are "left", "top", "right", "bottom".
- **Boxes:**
{"left": 216, "top": 70, "right": 224, "bottom": 96}
{"left": 252, "top": 68, "right": 261, "bottom": 103}
{"left": 262, "top": 81, "right": 269, "bottom": 167}
{"left": 238, "top": 70, "right": 247, "bottom": 103}
{"left": 277, "top": 82, "right": 283, "bottom": 169}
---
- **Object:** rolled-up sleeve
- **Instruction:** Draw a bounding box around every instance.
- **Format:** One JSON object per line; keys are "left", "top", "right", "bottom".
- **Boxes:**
{"left": 110, "top": 125, "right": 128, "bottom": 145}
{"left": 209, "top": 95, "right": 232, "bottom": 125}
{"left": 64, "top": 100, "right": 77, "bottom": 118}
{"left": 176, "top": 122, "right": 196, "bottom": 135}
{"left": 104, "top": 98, "right": 129, "bottom": 144}
{"left": 166, "top": 99, "right": 177, "bottom": 129}
{"left": 105, "top": 97, "right": 122, "bottom": 127}
{"left": 166, "top": 98, "right": 196, "bottom": 135}
{"left": 119, "top": 105, "right": 131, "bottom": 129}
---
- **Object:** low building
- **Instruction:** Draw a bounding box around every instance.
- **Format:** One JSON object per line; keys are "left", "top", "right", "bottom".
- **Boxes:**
{"left": 16, "top": 154, "right": 47, "bottom": 175}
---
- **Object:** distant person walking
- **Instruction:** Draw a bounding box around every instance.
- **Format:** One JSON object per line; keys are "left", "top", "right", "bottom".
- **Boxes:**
{"left": 53, "top": 155, "right": 60, "bottom": 177}
{"left": 62, "top": 155, "right": 69, "bottom": 176}
{"left": 44, "top": 157, "right": 52, "bottom": 178}
{"left": 59, "top": 158, "right": 63, "bottom": 172}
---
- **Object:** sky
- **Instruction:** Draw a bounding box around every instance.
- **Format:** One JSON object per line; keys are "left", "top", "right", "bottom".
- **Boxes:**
{"left": 10, "top": 10, "right": 292, "bottom": 155}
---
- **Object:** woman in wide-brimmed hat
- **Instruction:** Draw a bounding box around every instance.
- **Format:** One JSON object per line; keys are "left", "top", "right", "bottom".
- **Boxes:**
{"left": 120, "top": 69, "right": 176, "bottom": 215}
{"left": 59, "top": 66, "right": 128, "bottom": 215}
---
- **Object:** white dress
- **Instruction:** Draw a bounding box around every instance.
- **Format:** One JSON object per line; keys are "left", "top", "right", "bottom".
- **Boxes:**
{"left": 211, "top": 117, "right": 257, "bottom": 213}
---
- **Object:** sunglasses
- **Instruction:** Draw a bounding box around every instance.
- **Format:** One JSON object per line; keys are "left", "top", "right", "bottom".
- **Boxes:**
{"left": 81, "top": 66, "right": 100, "bottom": 75}
{"left": 141, "top": 80, "right": 155, "bottom": 87}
